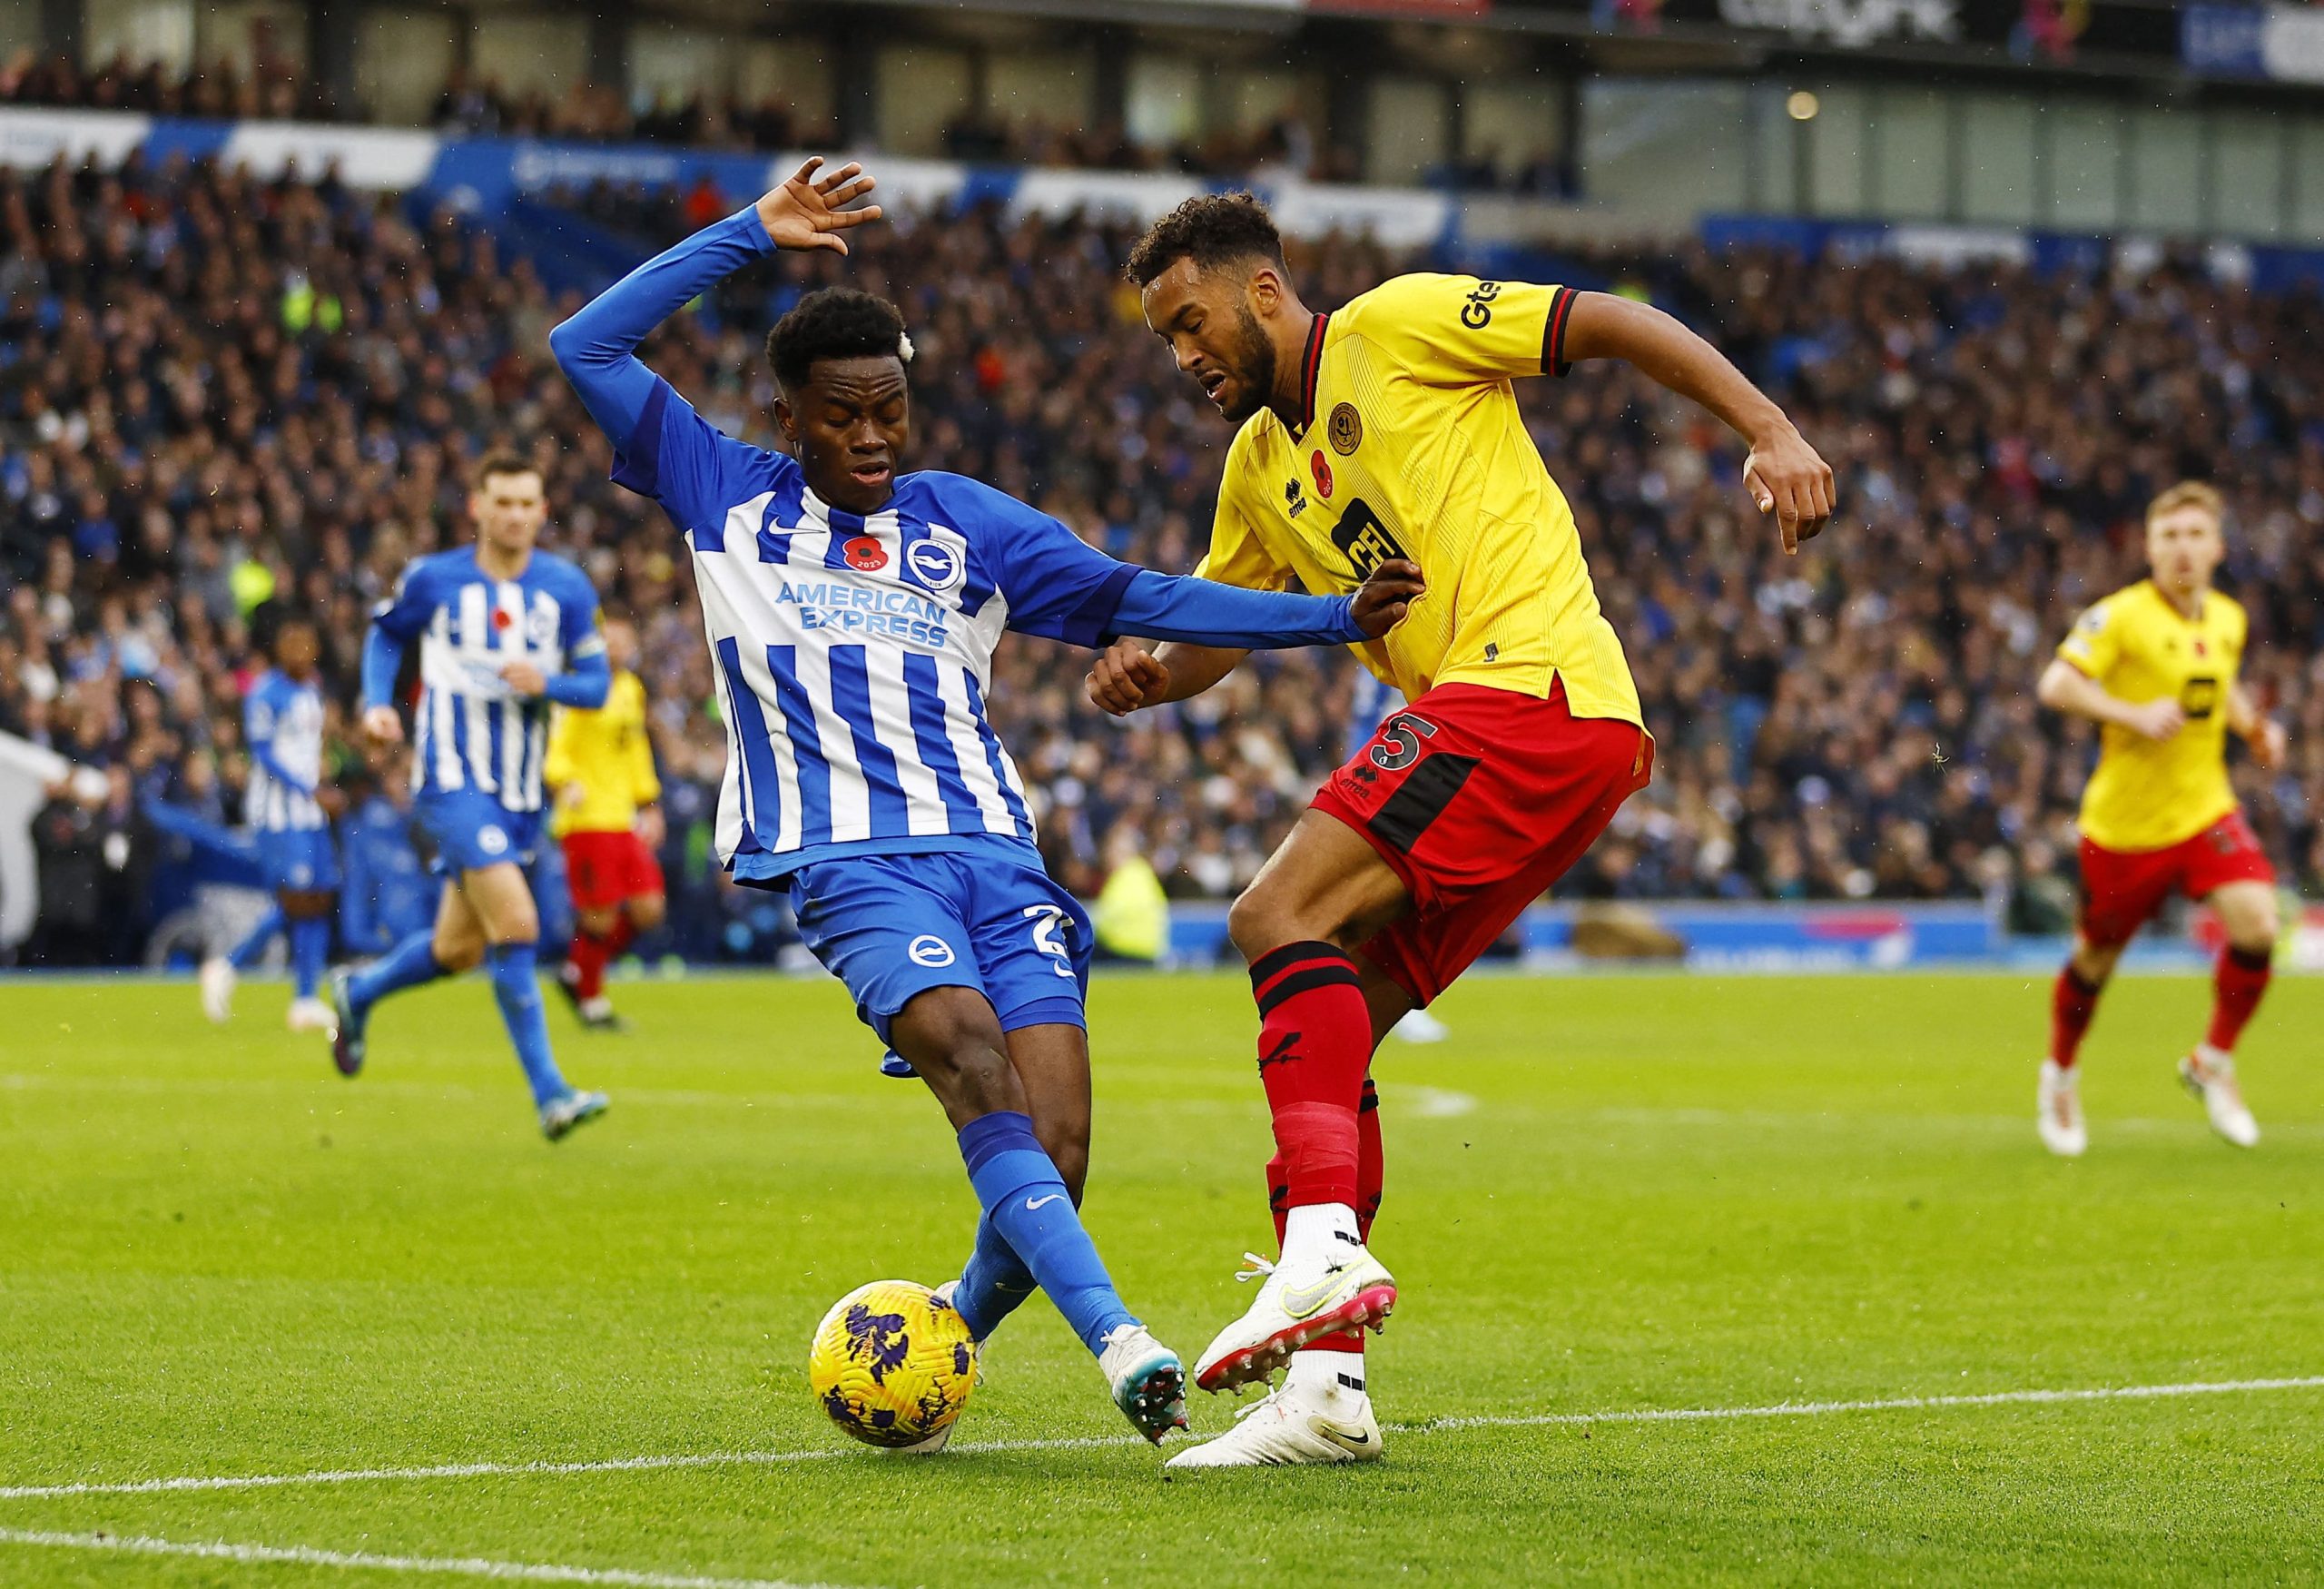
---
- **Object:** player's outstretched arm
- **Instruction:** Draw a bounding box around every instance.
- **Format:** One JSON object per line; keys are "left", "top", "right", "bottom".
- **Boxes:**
{"left": 1087, "top": 561, "right": 1422, "bottom": 716}
{"left": 1560, "top": 292, "right": 1834, "bottom": 554}
{"left": 548, "top": 157, "right": 881, "bottom": 445}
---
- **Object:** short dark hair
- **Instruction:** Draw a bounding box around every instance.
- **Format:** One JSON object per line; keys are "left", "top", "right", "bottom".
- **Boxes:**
{"left": 472, "top": 452, "right": 540, "bottom": 492}
{"left": 766, "top": 288, "right": 908, "bottom": 391}
{"left": 1124, "top": 192, "right": 1286, "bottom": 288}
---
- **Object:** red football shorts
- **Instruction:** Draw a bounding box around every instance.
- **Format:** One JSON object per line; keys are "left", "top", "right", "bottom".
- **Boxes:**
{"left": 1310, "top": 679, "right": 1652, "bottom": 1007}
{"left": 562, "top": 830, "right": 665, "bottom": 913}
{"left": 2077, "top": 810, "right": 2274, "bottom": 949}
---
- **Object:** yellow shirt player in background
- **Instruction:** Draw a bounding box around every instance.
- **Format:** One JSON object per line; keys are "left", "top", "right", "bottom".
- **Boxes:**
{"left": 2033, "top": 481, "right": 2289, "bottom": 1158}
{"left": 544, "top": 615, "right": 666, "bottom": 1031}
{"left": 1093, "top": 191, "right": 1834, "bottom": 1468}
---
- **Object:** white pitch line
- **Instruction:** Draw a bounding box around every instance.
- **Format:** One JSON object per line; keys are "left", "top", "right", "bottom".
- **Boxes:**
{"left": 1404, "top": 1085, "right": 1477, "bottom": 1119}
{"left": 5, "top": 1375, "right": 2317, "bottom": 1505}
{"left": 0, "top": 1527, "right": 844, "bottom": 1588}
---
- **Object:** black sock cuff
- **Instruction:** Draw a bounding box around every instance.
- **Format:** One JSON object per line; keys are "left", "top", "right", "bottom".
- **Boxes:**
{"left": 2063, "top": 965, "right": 2103, "bottom": 997}
{"left": 2226, "top": 945, "right": 2273, "bottom": 972}
{"left": 1250, "top": 941, "right": 1360, "bottom": 1016}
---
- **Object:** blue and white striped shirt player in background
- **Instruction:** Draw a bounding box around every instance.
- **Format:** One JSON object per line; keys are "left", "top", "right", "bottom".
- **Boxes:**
{"left": 200, "top": 610, "right": 343, "bottom": 1034}
{"left": 329, "top": 455, "right": 616, "bottom": 1143}
{"left": 553, "top": 159, "right": 1422, "bottom": 1449}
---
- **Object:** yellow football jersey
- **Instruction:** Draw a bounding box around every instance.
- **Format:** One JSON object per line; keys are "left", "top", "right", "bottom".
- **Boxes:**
{"left": 2056, "top": 580, "right": 2246, "bottom": 852}
{"left": 544, "top": 669, "right": 661, "bottom": 837}
{"left": 1197, "top": 272, "right": 1641, "bottom": 726}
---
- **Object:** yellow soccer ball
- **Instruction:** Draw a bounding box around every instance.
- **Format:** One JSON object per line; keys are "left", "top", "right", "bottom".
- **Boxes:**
{"left": 807, "top": 1280, "right": 977, "bottom": 1448}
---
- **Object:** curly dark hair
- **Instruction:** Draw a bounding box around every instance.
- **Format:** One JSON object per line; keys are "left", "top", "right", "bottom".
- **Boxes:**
{"left": 765, "top": 287, "right": 909, "bottom": 390}
{"left": 1124, "top": 192, "right": 1286, "bottom": 288}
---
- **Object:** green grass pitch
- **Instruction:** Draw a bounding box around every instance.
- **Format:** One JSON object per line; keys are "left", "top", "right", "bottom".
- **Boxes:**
{"left": 1, "top": 968, "right": 2319, "bottom": 1585}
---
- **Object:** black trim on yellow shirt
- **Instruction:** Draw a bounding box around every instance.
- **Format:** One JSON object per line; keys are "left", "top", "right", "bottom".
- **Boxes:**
{"left": 1298, "top": 311, "right": 1330, "bottom": 433}
{"left": 1543, "top": 286, "right": 1577, "bottom": 378}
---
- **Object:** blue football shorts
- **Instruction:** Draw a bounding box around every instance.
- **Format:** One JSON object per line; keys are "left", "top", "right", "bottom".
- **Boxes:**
{"left": 785, "top": 847, "right": 1094, "bottom": 1071}
{"left": 254, "top": 826, "right": 340, "bottom": 893}
{"left": 414, "top": 790, "right": 544, "bottom": 877}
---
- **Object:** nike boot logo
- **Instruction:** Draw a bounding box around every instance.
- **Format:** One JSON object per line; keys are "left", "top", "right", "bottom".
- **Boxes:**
{"left": 1314, "top": 1417, "right": 1372, "bottom": 1448}
{"left": 1280, "top": 1268, "right": 1351, "bottom": 1317}
{"left": 1024, "top": 1193, "right": 1067, "bottom": 1212}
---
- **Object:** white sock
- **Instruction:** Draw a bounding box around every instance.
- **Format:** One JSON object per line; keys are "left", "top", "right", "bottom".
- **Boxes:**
{"left": 1281, "top": 1202, "right": 1359, "bottom": 1268}
{"left": 2194, "top": 1041, "right": 2234, "bottom": 1073}
{"left": 1287, "top": 1349, "right": 1367, "bottom": 1405}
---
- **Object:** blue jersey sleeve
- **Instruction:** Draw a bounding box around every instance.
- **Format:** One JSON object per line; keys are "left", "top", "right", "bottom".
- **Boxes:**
{"left": 549, "top": 207, "right": 797, "bottom": 538}
{"left": 361, "top": 561, "right": 436, "bottom": 710}
{"left": 959, "top": 482, "right": 1139, "bottom": 647}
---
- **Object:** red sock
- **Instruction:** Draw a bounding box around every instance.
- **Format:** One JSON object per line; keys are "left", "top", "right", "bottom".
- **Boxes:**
{"left": 567, "top": 930, "right": 612, "bottom": 1001}
{"left": 1285, "top": 1077, "right": 1383, "bottom": 1357}
{"left": 2205, "top": 946, "right": 2272, "bottom": 1052}
{"left": 2049, "top": 964, "right": 2103, "bottom": 1068}
{"left": 1250, "top": 942, "right": 1372, "bottom": 1210}
{"left": 604, "top": 915, "right": 636, "bottom": 960}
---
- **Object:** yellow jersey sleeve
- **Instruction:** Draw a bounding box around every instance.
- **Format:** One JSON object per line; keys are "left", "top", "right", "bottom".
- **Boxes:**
{"left": 543, "top": 705, "right": 582, "bottom": 790}
{"left": 1192, "top": 429, "right": 1295, "bottom": 593}
{"left": 2056, "top": 598, "right": 2125, "bottom": 680}
{"left": 1341, "top": 272, "right": 1578, "bottom": 385}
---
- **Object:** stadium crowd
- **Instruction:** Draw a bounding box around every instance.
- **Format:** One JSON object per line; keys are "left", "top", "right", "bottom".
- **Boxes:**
{"left": 0, "top": 51, "right": 1561, "bottom": 191}
{"left": 4, "top": 151, "right": 2321, "bottom": 965}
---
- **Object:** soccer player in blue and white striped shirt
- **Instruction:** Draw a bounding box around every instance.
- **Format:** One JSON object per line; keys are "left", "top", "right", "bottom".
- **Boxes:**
{"left": 200, "top": 611, "right": 341, "bottom": 1031}
{"left": 329, "top": 455, "right": 615, "bottom": 1141}
{"left": 552, "top": 160, "right": 1421, "bottom": 1447}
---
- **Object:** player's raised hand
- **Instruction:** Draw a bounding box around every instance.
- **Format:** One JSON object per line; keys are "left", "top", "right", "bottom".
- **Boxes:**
{"left": 1743, "top": 424, "right": 1836, "bottom": 555}
{"left": 2120, "top": 697, "right": 2188, "bottom": 742}
{"left": 360, "top": 705, "right": 404, "bottom": 745}
{"left": 1351, "top": 559, "right": 1425, "bottom": 638}
{"left": 1088, "top": 639, "right": 1171, "bottom": 717}
{"left": 756, "top": 158, "right": 882, "bottom": 256}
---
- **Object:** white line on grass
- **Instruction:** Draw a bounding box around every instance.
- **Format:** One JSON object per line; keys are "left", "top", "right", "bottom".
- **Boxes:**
{"left": 0, "top": 1527, "right": 841, "bottom": 1588}
{"left": 5, "top": 1375, "right": 2317, "bottom": 1504}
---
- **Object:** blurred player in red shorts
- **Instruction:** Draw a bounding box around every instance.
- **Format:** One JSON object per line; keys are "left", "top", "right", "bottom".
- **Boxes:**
{"left": 1096, "top": 192, "right": 1833, "bottom": 1466}
{"left": 545, "top": 614, "right": 665, "bottom": 1031}
{"left": 2033, "top": 481, "right": 2288, "bottom": 1157}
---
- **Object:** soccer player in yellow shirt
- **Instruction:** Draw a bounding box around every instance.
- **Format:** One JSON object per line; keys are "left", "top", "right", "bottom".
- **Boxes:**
{"left": 544, "top": 615, "right": 666, "bottom": 1031}
{"left": 2033, "top": 481, "right": 2288, "bottom": 1157}
{"left": 1094, "top": 192, "right": 1833, "bottom": 1466}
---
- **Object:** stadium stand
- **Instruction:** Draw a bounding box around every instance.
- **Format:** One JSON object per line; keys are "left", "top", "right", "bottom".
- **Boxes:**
{"left": 4, "top": 150, "right": 2319, "bottom": 965}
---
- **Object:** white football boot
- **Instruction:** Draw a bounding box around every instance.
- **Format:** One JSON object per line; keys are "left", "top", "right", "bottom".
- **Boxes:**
{"left": 1098, "top": 1323, "right": 1188, "bottom": 1445}
{"left": 2180, "top": 1047, "right": 2260, "bottom": 1148}
{"left": 1193, "top": 1241, "right": 1396, "bottom": 1394}
{"left": 1167, "top": 1357, "right": 1383, "bottom": 1469}
{"left": 285, "top": 996, "right": 337, "bottom": 1034}
{"left": 2036, "top": 1059, "right": 2087, "bottom": 1158}
{"left": 199, "top": 957, "right": 236, "bottom": 1024}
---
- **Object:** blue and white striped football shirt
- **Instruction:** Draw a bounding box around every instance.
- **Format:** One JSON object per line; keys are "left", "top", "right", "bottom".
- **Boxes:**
{"left": 615, "top": 384, "right": 1132, "bottom": 882}
{"left": 244, "top": 668, "right": 327, "bottom": 833}
{"left": 369, "top": 547, "right": 606, "bottom": 814}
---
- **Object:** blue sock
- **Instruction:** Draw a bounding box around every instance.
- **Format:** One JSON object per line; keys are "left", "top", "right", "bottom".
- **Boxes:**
{"left": 957, "top": 1111, "right": 1136, "bottom": 1356}
{"left": 952, "top": 1210, "right": 1039, "bottom": 1342}
{"left": 288, "top": 913, "right": 330, "bottom": 999}
{"left": 349, "top": 927, "right": 446, "bottom": 1017}
{"left": 226, "top": 905, "right": 283, "bottom": 971}
{"left": 486, "top": 942, "right": 568, "bottom": 1109}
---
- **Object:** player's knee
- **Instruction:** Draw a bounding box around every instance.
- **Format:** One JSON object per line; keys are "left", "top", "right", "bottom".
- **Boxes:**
{"left": 629, "top": 894, "right": 666, "bottom": 932}
{"left": 434, "top": 934, "right": 485, "bottom": 974}
{"left": 1226, "top": 886, "right": 1297, "bottom": 964}
{"left": 924, "top": 1039, "right": 1019, "bottom": 1118}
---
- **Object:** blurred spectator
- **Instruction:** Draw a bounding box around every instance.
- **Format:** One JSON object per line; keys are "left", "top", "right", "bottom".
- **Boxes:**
{"left": 5, "top": 150, "right": 2322, "bottom": 974}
